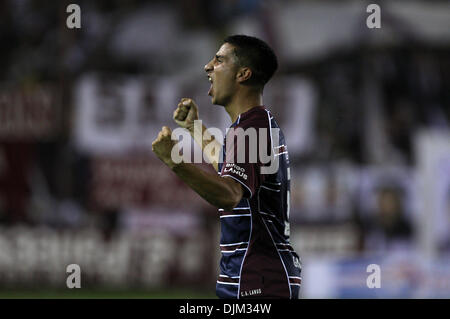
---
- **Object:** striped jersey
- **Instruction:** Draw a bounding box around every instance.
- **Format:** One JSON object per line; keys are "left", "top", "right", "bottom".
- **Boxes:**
{"left": 216, "top": 105, "right": 302, "bottom": 299}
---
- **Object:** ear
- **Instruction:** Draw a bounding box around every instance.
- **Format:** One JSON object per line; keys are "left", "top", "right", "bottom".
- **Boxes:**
{"left": 236, "top": 67, "right": 252, "bottom": 83}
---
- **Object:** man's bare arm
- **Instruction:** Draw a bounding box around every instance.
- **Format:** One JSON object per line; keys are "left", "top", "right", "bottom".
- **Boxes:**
{"left": 152, "top": 126, "right": 242, "bottom": 210}
{"left": 172, "top": 162, "right": 242, "bottom": 210}
{"left": 173, "top": 98, "right": 221, "bottom": 171}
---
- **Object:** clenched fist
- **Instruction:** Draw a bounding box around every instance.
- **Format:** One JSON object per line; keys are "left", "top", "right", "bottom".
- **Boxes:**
{"left": 152, "top": 126, "right": 179, "bottom": 168}
{"left": 173, "top": 98, "right": 199, "bottom": 131}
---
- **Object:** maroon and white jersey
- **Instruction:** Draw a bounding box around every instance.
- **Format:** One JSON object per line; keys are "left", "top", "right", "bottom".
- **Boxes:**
{"left": 216, "top": 106, "right": 302, "bottom": 299}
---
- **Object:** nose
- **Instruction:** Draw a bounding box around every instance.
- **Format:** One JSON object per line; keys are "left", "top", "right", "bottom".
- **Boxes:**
{"left": 204, "top": 60, "right": 213, "bottom": 73}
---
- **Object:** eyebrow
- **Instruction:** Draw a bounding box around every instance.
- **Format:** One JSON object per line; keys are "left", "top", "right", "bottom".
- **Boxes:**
{"left": 215, "top": 54, "right": 225, "bottom": 60}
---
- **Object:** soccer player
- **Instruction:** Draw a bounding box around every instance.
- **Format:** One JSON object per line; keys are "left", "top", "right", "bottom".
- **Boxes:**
{"left": 152, "top": 35, "right": 302, "bottom": 299}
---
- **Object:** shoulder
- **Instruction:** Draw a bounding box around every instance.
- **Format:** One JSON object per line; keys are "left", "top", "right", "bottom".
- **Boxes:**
{"left": 237, "top": 106, "right": 272, "bottom": 130}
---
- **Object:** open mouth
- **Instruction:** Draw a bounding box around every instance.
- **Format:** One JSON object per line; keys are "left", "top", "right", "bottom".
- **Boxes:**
{"left": 207, "top": 75, "right": 213, "bottom": 96}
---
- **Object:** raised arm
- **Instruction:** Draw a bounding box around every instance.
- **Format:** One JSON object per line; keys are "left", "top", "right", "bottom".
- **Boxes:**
{"left": 173, "top": 98, "right": 221, "bottom": 171}
{"left": 152, "top": 126, "right": 242, "bottom": 211}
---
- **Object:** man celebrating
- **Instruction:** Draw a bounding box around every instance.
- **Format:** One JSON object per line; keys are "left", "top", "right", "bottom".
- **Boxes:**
{"left": 152, "top": 35, "right": 301, "bottom": 299}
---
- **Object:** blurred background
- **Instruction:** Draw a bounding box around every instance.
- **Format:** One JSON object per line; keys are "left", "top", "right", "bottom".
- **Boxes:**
{"left": 0, "top": 0, "right": 449, "bottom": 298}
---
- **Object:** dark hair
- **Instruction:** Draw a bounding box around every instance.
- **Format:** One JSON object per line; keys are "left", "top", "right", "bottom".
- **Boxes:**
{"left": 223, "top": 34, "right": 278, "bottom": 88}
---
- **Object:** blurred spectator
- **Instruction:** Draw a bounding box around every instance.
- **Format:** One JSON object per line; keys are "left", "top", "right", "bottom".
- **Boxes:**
{"left": 363, "top": 186, "right": 414, "bottom": 252}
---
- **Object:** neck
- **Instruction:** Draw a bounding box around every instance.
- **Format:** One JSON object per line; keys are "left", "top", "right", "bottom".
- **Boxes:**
{"left": 225, "top": 88, "right": 263, "bottom": 123}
